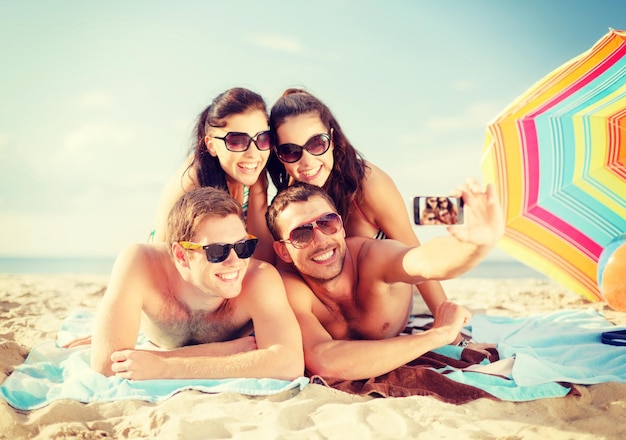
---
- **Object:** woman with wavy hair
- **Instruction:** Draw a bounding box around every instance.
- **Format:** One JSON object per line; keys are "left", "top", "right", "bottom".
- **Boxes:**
{"left": 267, "top": 88, "right": 455, "bottom": 325}
{"left": 152, "top": 87, "right": 275, "bottom": 262}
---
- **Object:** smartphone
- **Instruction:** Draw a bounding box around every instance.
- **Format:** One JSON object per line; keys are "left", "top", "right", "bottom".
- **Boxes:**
{"left": 413, "top": 196, "right": 464, "bottom": 225}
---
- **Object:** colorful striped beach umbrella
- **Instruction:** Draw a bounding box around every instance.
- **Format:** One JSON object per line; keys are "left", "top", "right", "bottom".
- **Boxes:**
{"left": 481, "top": 28, "right": 626, "bottom": 302}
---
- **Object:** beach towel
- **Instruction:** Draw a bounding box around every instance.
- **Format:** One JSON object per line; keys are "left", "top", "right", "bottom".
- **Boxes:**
{"left": 312, "top": 309, "right": 626, "bottom": 403}
{"left": 0, "top": 310, "right": 309, "bottom": 411}
{"left": 470, "top": 308, "right": 626, "bottom": 386}
{"left": 311, "top": 344, "right": 575, "bottom": 404}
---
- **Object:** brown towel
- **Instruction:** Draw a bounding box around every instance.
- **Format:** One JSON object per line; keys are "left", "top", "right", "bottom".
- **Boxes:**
{"left": 310, "top": 347, "right": 501, "bottom": 404}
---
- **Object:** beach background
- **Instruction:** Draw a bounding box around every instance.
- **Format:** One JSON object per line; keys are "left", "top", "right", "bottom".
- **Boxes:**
{"left": 2, "top": 1, "right": 626, "bottom": 439}
{"left": 1, "top": 1, "right": 625, "bottom": 262}
{"left": 2, "top": 265, "right": 626, "bottom": 440}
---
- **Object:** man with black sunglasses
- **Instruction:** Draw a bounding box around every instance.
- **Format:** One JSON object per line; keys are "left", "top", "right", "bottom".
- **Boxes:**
{"left": 266, "top": 180, "right": 503, "bottom": 380}
{"left": 85, "top": 187, "right": 304, "bottom": 380}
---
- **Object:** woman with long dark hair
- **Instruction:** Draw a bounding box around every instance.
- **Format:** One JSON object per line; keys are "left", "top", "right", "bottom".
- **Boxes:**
{"left": 152, "top": 87, "right": 274, "bottom": 262}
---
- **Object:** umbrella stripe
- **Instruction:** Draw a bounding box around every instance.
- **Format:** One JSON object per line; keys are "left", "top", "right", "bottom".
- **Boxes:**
{"left": 505, "top": 225, "right": 598, "bottom": 293}
{"left": 501, "top": 231, "right": 601, "bottom": 301}
{"left": 525, "top": 204, "right": 602, "bottom": 259}
{"left": 525, "top": 42, "right": 626, "bottom": 119}
{"left": 489, "top": 111, "right": 625, "bottom": 238}
{"left": 503, "top": 46, "right": 626, "bottom": 212}
{"left": 606, "top": 108, "right": 626, "bottom": 179}
{"left": 492, "top": 31, "right": 626, "bottom": 120}
{"left": 544, "top": 189, "right": 623, "bottom": 246}
{"left": 518, "top": 118, "right": 539, "bottom": 211}
{"left": 522, "top": 60, "right": 626, "bottom": 247}
{"left": 484, "top": 123, "right": 520, "bottom": 218}
{"left": 482, "top": 29, "right": 626, "bottom": 302}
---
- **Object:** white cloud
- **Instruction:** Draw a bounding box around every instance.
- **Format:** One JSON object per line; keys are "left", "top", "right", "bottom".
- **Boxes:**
{"left": 0, "top": 203, "right": 154, "bottom": 258}
{"left": 393, "top": 100, "right": 503, "bottom": 148}
{"left": 451, "top": 80, "right": 475, "bottom": 92}
{"left": 77, "top": 91, "right": 113, "bottom": 109}
{"left": 424, "top": 101, "right": 503, "bottom": 132}
{"left": 17, "top": 121, "right": 140, "bottom": 187}
{"left": 62, "top": 121, "right": 136, "bottom": 155}
{"left": 246, "top": 33, "right": 303, "bottom": 54}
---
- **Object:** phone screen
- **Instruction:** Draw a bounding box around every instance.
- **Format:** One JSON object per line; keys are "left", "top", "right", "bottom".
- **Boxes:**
{"left": 413, "top": 196, "right": 464, "bottom": 225}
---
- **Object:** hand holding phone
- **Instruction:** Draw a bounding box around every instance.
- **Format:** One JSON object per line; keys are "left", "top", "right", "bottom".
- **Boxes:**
{"left": 413, "top": 196, "right": 464, "bottom": 225}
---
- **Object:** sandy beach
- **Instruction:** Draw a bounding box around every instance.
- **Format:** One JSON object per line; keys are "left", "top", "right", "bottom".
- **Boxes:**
{"left": 1, "top": 273, "right": 625, "bottom": 440}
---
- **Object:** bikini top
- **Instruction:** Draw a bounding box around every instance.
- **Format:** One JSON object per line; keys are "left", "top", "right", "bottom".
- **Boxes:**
{"left": 351, "top": 200, "right": 388, "bottom": 240}
{"left": 241, "top": 185, "right": 249, "bottom": 222}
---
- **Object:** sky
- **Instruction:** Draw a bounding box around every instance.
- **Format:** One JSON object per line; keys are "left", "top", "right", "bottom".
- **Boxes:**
{"left": 1, "top": 0, "right": 625, "bottom": 259}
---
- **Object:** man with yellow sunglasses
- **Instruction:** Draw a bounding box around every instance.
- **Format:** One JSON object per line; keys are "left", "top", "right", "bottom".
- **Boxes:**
{"left": 83, "top": 187, "right": 303, "bottom": 380}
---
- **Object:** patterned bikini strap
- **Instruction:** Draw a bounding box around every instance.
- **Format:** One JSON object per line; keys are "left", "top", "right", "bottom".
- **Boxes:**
{"left": 241, "top": 185, "right": 249, "bottom": 221}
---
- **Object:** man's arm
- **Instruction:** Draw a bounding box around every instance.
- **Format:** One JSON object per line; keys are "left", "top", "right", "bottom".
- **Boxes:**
{"left": 284, "top": 273, "right": 469, "bottom": 380}
{"left": 91, "top": 244, "right": 152, "bottom": 376}
{"left": 109, "top": 263, "right": 304, "bottom": 381}
{"left": 361, "top": 163, "right": 449, "bottom": 317}
{"left": 379, "top": 180, "right": 504, "bottom": 284}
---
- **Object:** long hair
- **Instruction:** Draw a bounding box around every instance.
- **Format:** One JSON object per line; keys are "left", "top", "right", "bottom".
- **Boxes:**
{"left": 188, "top": 88, "right": 268, "bottom": 191}
{"left": 268, "top": 88, "right": 367, "bottom": 218}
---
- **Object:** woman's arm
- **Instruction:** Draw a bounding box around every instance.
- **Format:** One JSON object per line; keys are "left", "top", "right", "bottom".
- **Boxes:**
{"left": 152, "top": 155, "right": 198, "bottom": 242}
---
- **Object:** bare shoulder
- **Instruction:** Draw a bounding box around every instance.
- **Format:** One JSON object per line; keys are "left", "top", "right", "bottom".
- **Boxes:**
{"left": 179, "top": 153, "right": 199, "bottom": 189}
{"left": 161, "top": 154, "right": 198, "bottom": 197}
{"left": 274, "top": 266, "right": 316, "bottom": 311}
{"left": 240, "top": 259, "right": 286, "bottom": 298}
{"left": 361, "top": 161, "right": 396, "bottom": 189}
{"left": 115, "top": 243, "right": 170, "bottom": 270}
{"left": 108, "top": 244, "right": 172, "bottom": 295}
{"left": 359, "top": 162, "right": 403, "bottom": 208}
{"left": 242, "top": 258, "right": 281, "bottom": 280}
{"left": 349, "top": 236, "right": 404, "bottom": 272}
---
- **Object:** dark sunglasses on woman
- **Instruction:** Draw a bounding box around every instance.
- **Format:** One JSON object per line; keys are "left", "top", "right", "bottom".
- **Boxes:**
{"left": 179, "top": 235, "right": 258, "bottom": 263}
{"left": 275, "top": 132, "right": 331, "bottom": 163}
{"left": 280, "top": 212, "right": 342, "bottom": 249}
{"left": 213, "top": 130, "right": 271, "bottom": 152}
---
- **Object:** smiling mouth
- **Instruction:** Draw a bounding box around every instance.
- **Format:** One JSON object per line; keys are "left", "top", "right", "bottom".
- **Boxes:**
{"left": 217, "top": 270, "right": 240, "bottom": 281}
{"left": 239, "top": 162, "right": 259, "bottom": 172}
{"left": 312, "top": 248, "right": 334, "bottom": 263}
{"left": 300, "top": 165, "right": 322, "bottom": 178}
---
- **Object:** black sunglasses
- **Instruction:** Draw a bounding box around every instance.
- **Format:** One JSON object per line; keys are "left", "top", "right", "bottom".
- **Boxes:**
{"left": 275, "top": 132, "right": 331, "bottom": 163}
{"left": 213, "top": 130, "right": 271, "bottom": 152}
{"left": 180, "top": 235, "right": 258, "bottom": 263}
{"left": 280, "top": 212, "right": 342, "bottom": 249}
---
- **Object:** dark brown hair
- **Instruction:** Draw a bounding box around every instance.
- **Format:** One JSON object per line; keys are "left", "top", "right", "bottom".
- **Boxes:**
{"left": 267, "top": 88, "right": 367, "bottom": 218}
{"left": 189, "top": 88, "right": 268, "bottom": 191}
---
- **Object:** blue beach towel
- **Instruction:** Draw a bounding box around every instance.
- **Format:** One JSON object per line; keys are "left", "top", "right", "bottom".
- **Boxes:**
{"left": 0, "top": 311, "right": 308, "bottom": 411}
{"left": 320, "top": 308, "right": 625, "bottom": 402}
{"left": 469, "top": 308, "right": 626, "bottom": 386}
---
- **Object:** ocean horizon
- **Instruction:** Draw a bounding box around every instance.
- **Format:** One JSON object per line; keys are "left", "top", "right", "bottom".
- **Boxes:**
{"left": 0, "top": 256, "right": 547, "bottom": 279}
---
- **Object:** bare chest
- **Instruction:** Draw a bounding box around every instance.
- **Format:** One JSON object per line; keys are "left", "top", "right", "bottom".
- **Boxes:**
{"left": 314, "top": 286, "right": 412, "bottom": 340}
{"left": 142, "top": 299, "right": 252, "bottom": 349}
